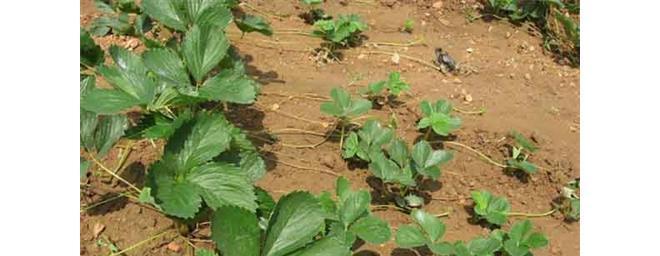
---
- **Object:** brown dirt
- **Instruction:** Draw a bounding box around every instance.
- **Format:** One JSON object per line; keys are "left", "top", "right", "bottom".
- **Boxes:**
{"left": 80, "top": 0, "right": 579, "bottom": 255}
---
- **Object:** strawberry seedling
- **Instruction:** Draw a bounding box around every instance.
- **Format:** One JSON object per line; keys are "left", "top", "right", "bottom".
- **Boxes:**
{"left": 361, "top": 71, "right": 411, "bottom": 106}
{"left": 317, "top": 177, "right": 392, "bottom": 246}
{"left": 418, "top": 100, "right": 462, "bottom": 139}
{"left": 299, "top": 0, "right": 331, "bottom": 24}
{"left": 506, "top": 130, "right": 538, "bottom": 174}
{"left": 342, "top": 120, "right": 394, "bottom": 162}
{"left": 402, "top": 19, "right": 414, "bottom": 33}
{"left": 321, "top": 87, "right": 373, "bottom": 148}
{"left": 312, "top": 14, "right": 367, "bottom": 60}
{"left": 499, "top": 220, "right": 549, "bottom": 256}
{"left": 471, "top": 190, "right": 511, "bottom": 226}
{"left": 395, "top": 209, "right": 453, "bottom": 255}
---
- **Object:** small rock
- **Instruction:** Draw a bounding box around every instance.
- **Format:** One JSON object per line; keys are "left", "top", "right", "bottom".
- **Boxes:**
{"left": 93, "top": 223, "right": 105, "bottom": 238}
{"left": 357, "top": 53, "right": 366, "bottom": 59}
{"left": 509, "top": 73, "right": 515, "bottom": 79}
{"left": 439, "top": 19, "right": 450, "bottom": 26}
{"left": 466, "top": 48, "right": 474, "bottom": 53}
{"left": 524, "top": 73, "right": 532, "bottom": 80}
{"left": 432, "top": 1, "right": 443, "bottom": 9}
{"left": 453, "top": 78, "right": 462, "bottom": 84}
{"left": 271, "top": 103, "right": 280, "bottom": 111}
{"left": 505, "top": 32, "right": 512, "bottom": 38}
{"left": 167, "top": 242, "right": 181, "bottom": 252}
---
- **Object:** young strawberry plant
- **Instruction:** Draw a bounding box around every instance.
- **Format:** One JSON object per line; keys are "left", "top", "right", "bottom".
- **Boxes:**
{"left": 320, "top": 87, "right": 372, "bottom": 148}
{"left": 417, "top": 100, "right": 462, "bottom": 139}
{"left": 361, "top": 71, "right": 411, "bottom": 106}
{"left": 395, "top": 209, "right": 452, "bottom": 255}
{"left": 370, "top": 139, "right": 453, "bottom": 208}
{"left": 506, "top": 130, "right": 538, "bottom": 174}
{"left": 498, "top": 220, "right": 549, "bottom": 256}
{"left": 471, "top": 190, "right": 557, "bottom": 227}
{"left": 312, "top": 14, "right": 367, "bottom": 60}
{"left": 89, "top": 0, "right": 142, "bottom": 36}
{"left": 556, "top": 178, "right": 579, "bottom": 221}
{"left": 317, "top": 177, "right": 392, "bottom": 247}
{"left": 342, "top": 120, "right": 394, "bottom": 162}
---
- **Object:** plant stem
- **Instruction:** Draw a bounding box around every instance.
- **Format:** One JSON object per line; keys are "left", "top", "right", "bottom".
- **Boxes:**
{"left": 109, "top": 229, "right": 172, "bottom": 256}
{"left": 508, "top": 208, "right": 557, "bottom": 218}
{"left": 423, "top": 127, "right": 432, "bottom": 141}
{"left": 262, "top": 156, "right": 338, "bottom": 176}
{"left": 339, "top": 124, "right": 346, "bottom": 151}
{"left": 434, "top": 211, "right": 451, "bottom": 218}
{"left": 80, "top": 193, "right": 129, "bottom": 212}
{"left": 454, "top": 106, "right": 486, "bottom": 115}
{"left": 89, "top": 154, "right": 142, "bottom": 194}
{"left": 364, "top": 50, "right": 446, "bottom": 74}
{"left": 441, "top": 141, "right": 509, "bottom": 169}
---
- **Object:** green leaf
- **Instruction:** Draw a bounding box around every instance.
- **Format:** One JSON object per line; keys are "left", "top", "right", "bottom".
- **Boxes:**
{"left": 568, "top": 198, "right": 580, "bottom": 220}
{"left": 255, "top": 186, "right": 276, "bottom": 218}
{"left": 211, "top": 206, "right": 261, "bottom": 256}
{"left": 468, "top": 237, "right": 502, "bottom": 255}
{"left": 417, "top": 100, "right": 461, "bottom": 136}
{"left": 369, "top": 153, "right": 415, "bottom": 186}
{"left": 290, "top": 237, "right": 351, "bottom": 256}
{"left": 97, "top": 46, "right": 156, "bottom": 104}
{"left": 411, "top": 140, "right": 452, "bottom": 179}
{"left": 262, "top": 192, "right": 326, "bottom": 256}
{"left": 182, "top": 24, "right": 230, "bottom": 82}
{"left": 327, "top": 221, "right": 355, "bottom": 247}
{"left": 198, "top": 68, "right": 258, "bottom": 104}
{"left": 80, "top": 87, "right": 141, "bottom": 114}
{"left": 388, "top": 139, "right": 409, "bottom": 168}
{"left": 195, "top": 248, "right": 218, "bottom": 256}
{"left": 366, "top": 81, "right": 385, "bottom": 95}
{"left": 236, "top": 14, "right": 273, "bottom": 36}
{"left": 165, "top": 112, "right": 233, "bottom": 171}
{"left": 320, "top": 87, "right": 371, "bottom": 119}
{"left": 239, "top": 151, "right": 266, "bottom": 183}
{"left": 137, "top": 187, "right": 161, "bottom": 210}
{"left": 507, "top": 159, "right": 538, "bottom": 174}
{"left": 335, "top": 176, "right": 351, "bottom": 201}
{"left": 151, "top": 172, "right": 202, "bottom": 218}
{"left": 341, "top": 132, "right": 358, "bottom": 159}
{"left": 338, "top": 190, "right": 370, "bottom": 226}
{"left": 503, "top": 240, "right": 529, "bottom": 256}
{"left": 317, "top": 191, "right": 338, "bottom": 220}
{"left": 471, "top": 191, "right": 510, "bottom": 226}
{"left": 142, "top": 111, "right": 193, "bottom": 139}
{"left": 508, "top": 220, "right": 532, "bottom": 244}
{"left": 411, "top": 209, "right": 445, "bottom": 243}
{"left": 187, "top": 163, "right": 257, "bottom": 211}
{"left": 141, "top": 0, "right": 187, "bottom": 31}
{"left": 404, "top": 194, "right": 424, "bottom": 208}
{"left": 385, "top": 72, "right": 410, "bottom": 96}
{"left": 428, "top": 242, "right": 454, "bottom": 255}
{"left": 80, "top": 28, "right": 104, "bottom": 68}
{"left": 395, "top": 224, "right": 427, "bottom": 248}
{"left": 527, "top": 232, "right": 548, "bottom": 248}
{"left": 349, "top": 215, "right": 391, "bottom": 244}
{"left": 510, "top": 130, "right": 538, "bottom": 152}
{"left": 143, "top": 48, "right": 191, "bottom": 89}
{"left": 80, "top": 110, "right": 128, "bottom": 157}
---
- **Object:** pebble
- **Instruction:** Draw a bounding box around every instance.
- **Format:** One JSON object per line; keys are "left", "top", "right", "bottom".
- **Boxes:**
{"left": 439, "top": 19, "right": 450, "bottom": 26}
{"left": 167, "top": 242, "right": 181, "bottom": 252}
{"left": 432, "top": 1, "right": 443, "bottom": 9}
{"left": 524, "top": 73, "right": 532, "bottom": 80}
{"left": 466, "top": 48, "right": 474, "bottom": 53}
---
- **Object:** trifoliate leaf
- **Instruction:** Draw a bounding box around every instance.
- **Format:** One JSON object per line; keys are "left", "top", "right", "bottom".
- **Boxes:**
{"left": 471, "top": 191, "right": 510, "bottom": 226}
{"left": 141, "top": 0, "right": 192, "bottom": 31}
{"left": 369, "top": 153, "right": 415, "bottom": 186}
{"left": 93, "top": 46, "right": 156, "bottom": 107}
{"left": 417, "top": 100, "right": 461, "bottom": 136}
{"left": 395, "top": 224, "right": 427, "bottom": 248}
{"left": 411, "top": 209, "right": 445, "bottom": 243}
{"left": 198, "top": 68, "right": 258, "bottom": 104}
{"left": 235, "top": 14, "right": 273, "bottom": 36}
{"left": 143, "top": 48, "right": 191, "bottom": 89}
{"left": 320, "top": 87, "right": 372, "bottom": 119}
{"left": 80, "top": 28, "right": 104, "bottom": 68}
{"left": 211, "top": 206, "right": 261, "bottom": 256}
{"left": 504, "top": 220, "right": 548, "bottom": 256}
{"left": 182, "top": 24, "right": 230, "bottom": 82}
{"left": 411, "top": 140, "right": 453, "bottom": 179}
{"left": 289, "top": 237, "right": 351, "bottom": 256}
{"left": 187, "top": 163, "right": 257, "bottom": 211}
{"left": 349, "top": 215, "right": 391, "bottom": 244}
{"left": 262, "top": 192, "right": 326, "bottom": 256}
{"left": 385, "top": 72, "right": 410, "bottom": 96}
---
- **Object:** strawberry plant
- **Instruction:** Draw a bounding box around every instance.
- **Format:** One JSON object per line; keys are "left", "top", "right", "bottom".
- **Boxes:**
{"left": 89, "top": 0, "right": 142, "bottom": 36}
{"left": 471, "top": 190, "right": 511, "bottom": 226}
{"left": 402, "top": 19, "right": 414, "bottom": 33}
{"left": 313, "top": 14, "right": 367, "bottom": 48}
{"left": 499, "top": 220, "right": 549, "bottom": 256}
{"left": 317, "top": 177, "right": 392, "bottom": 246}
{"left": 361, "top": 71, "right": 411, "bottom": 106}
{"left": 443, "top": 236, "right": 502, "bottom": 256}
{"left": 556, "top": 178, "right": 579, "bottom": 221}
{"left": 342, "top": 120, "right": 394, "bottom": 162}
{"left": 370, "top": 139, "right": 453, "bottom": 208}
{"left": 321, "top": 87, "right": 372, "bottom": 148}
{"left": 506, "top": 130, "right": 538, "bottom": 174}
{"left": 395, "top": 209, "right": 453, "bottom": 254}
{"left": 418, "top": 100, "right": 462, "bottom": 139}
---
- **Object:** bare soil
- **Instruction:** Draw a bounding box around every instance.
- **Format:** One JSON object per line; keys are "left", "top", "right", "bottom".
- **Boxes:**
{"left": 80, "top": 0, "right": 580, "bottom": 255}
